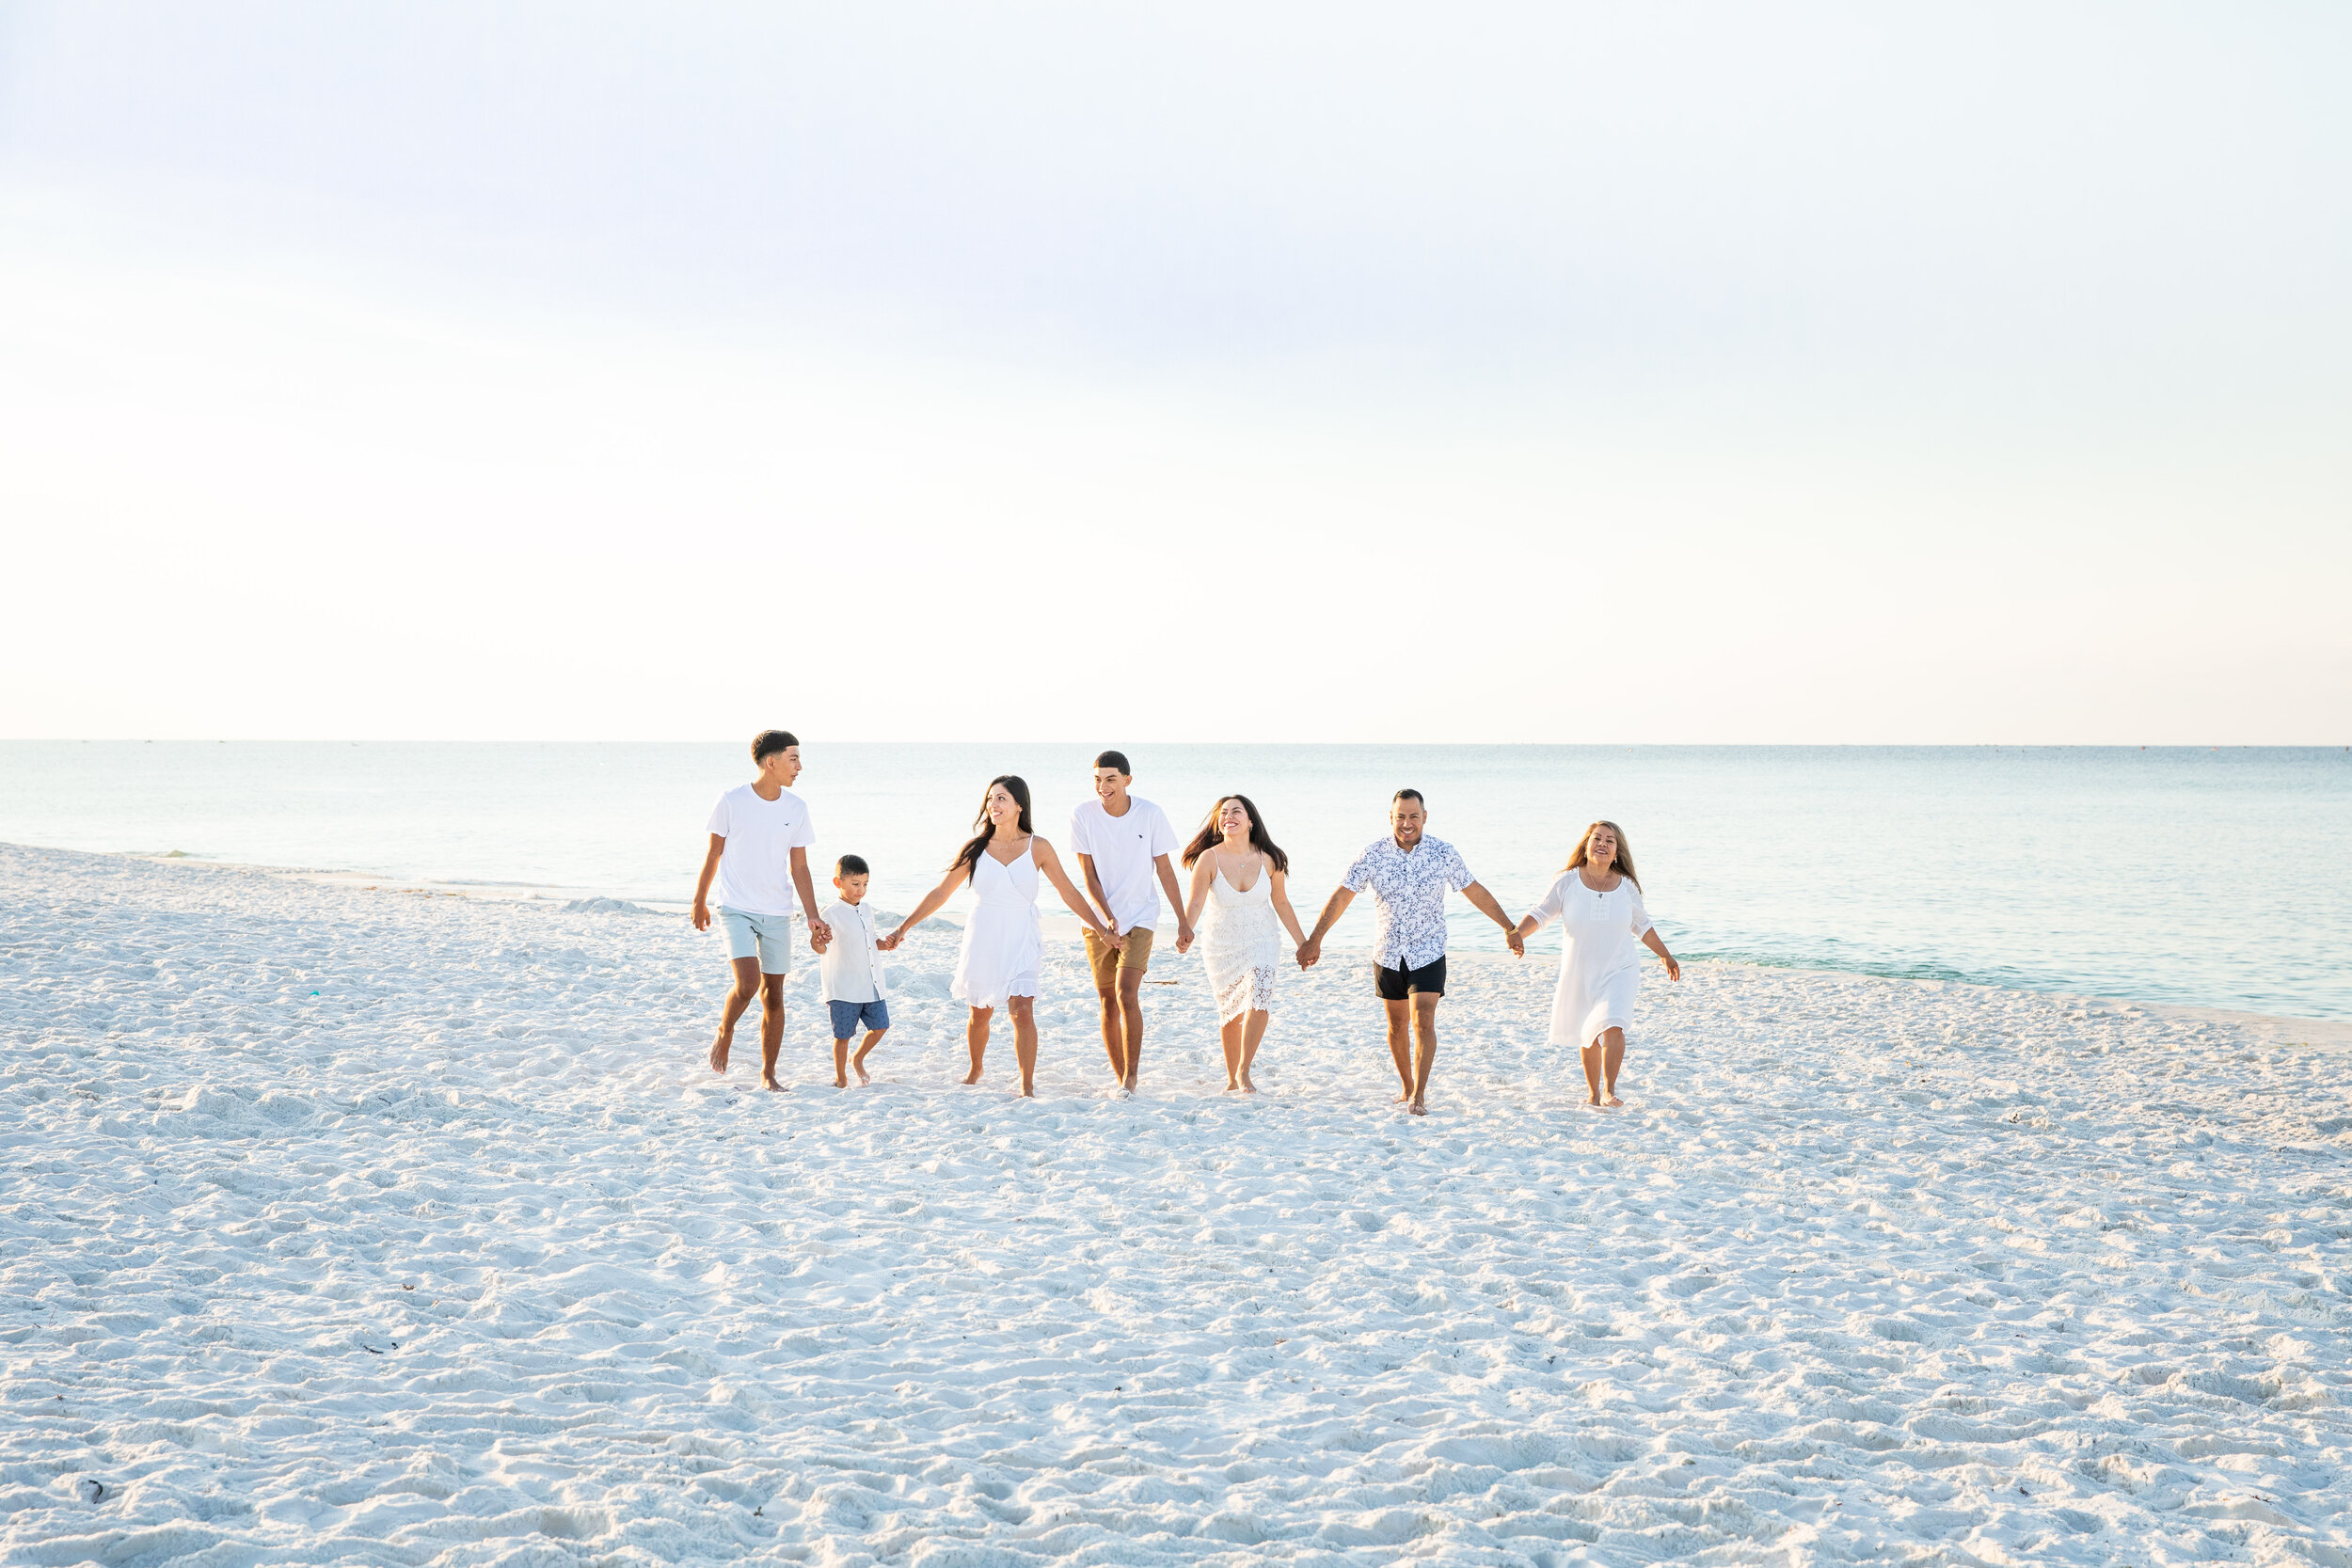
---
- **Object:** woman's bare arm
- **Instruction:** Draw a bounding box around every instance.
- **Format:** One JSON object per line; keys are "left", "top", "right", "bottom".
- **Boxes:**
{"left": 1269, "top": 868, "right": 1310, "bottom": 950}
{"left": 1642, "top": 926, "right": 1681, "bottom": 981}
{"left": 1034, "top": 839, "right": 1119, "bottom": 942}
{"left": 885, "top": 863, "right": 968, "bottom": 947}
{"left": 1178, "top": 856, "right": 1216, "bottom": 952}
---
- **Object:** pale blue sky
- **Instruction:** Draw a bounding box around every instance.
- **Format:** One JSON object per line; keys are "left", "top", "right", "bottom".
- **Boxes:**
{"left": 3, "top": 2, "right": 2346, "bottom": 740}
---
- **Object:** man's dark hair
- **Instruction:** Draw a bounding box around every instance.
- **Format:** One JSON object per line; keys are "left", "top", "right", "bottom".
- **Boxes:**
{"left": 1094, "top": 750, "right": 1131, "bottom": 775}
{"left": 837, "top": 853, "right": 869, "bottom": 876}
{"left": 1393, "top": 787, "right": 1425, "bottom": 806}
{"left": 752, "top": 730, "right": 799, "bottom": 763}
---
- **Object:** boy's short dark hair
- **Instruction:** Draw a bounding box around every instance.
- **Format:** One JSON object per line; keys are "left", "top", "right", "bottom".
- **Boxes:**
{"left": 752, "top": 729, "right": 799, "bottom": 763}
{"left": 1094, "top": 750, "right": 1131, "bottom": 774}
{"left": 837, "top": 854, "right": 869, "bottom": 877}
{"left": 1393, "top": 787, "right": 1425, "bottom": 805}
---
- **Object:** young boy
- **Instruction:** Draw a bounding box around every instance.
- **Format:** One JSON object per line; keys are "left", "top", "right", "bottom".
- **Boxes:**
{"left": 691, "top": 729, "right": 832, "bottom": 1092}
{"left": 814, "top": 854, "right": 891, "bottom": 1087}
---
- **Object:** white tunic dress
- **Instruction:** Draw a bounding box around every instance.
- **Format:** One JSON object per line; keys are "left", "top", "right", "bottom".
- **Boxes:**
{"left": 1199, "top": 856, "right": 1280, "bottom": 1023}
{"left": 951, "top": 843, "right": 1043, "bottom": 1008}
{"left": 1526, "top": 871, "right": 1654, "bottom": 1048}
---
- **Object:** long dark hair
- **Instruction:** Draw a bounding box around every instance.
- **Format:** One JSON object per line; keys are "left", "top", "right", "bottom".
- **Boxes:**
{"left": 1181, "top": 793, "right": 1289, "bottom": 874}
{"left": 950, "top": 775, "right": 1033, "bottom": 881}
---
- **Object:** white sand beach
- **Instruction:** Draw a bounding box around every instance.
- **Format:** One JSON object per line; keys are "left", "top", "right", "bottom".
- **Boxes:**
{"left": 4, "top": 840, "right": 2348, "bottom": 1566}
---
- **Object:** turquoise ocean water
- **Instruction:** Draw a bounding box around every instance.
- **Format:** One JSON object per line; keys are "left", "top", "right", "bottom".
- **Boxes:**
{"left": 2, "top": 742, "right": 2345, "bottom": 1022}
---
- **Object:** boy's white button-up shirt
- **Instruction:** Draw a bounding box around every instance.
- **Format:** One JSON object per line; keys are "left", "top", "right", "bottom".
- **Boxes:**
{"left": 818, "top": 898, "right": 886, "bottom": 1003}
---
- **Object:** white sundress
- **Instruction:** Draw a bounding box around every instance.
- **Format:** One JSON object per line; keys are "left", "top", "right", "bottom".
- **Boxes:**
{"left": 1526, "top": 871, "right": 1654, "bottom": 1049}
{"left": 950, "top": 842, "right": 1043, "bottom": 1009}
{"left": 1199, "top": 854, "right": 1280, "bottom": 1023}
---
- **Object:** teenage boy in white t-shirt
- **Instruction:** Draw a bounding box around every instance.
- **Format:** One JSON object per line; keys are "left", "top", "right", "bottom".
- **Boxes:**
{"left": 1070, "top": 750, "right": 1191, "bottom": 1092}
{"left": 814, "top": 853, "right": 891, "bottom": 1088}
{"left": 691, "top": 729, "right": 833, "bottom": 1091}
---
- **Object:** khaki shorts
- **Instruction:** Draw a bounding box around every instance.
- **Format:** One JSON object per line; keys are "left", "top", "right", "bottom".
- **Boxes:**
{"left": 1084, "top": 926, "right": 1155, "bottom": 986}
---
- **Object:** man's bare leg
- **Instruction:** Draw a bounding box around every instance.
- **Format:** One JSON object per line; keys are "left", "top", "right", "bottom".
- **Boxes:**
{"left": 1383, "top": 998, "right": 1414, "bottom": 1101}
{"left": 964, "top": 1006, "right": 992, "bottom": 1085}
{"left": 709, "top": 956, "right": 763, "bottom": 1072}
{"left": 1239, "top": 1008, "right": 1268, "bottom": 1092}
{"left": 1407, "top": 993, "right": 1439, "bottom": 1116}
{"left": 851, "top": 1029, "right": 883, "bottom": 1084}
{"left": 1598, "top": 1026, "right": 1626, "bottom": 1106}
{"left": 756, "top": 974, "right": 787, "bottom": 1091}
{"left": 1117, "top": 969, "right": 1145, "bottom": 1089}
{"left": 1094, "top": 979, "right": 1128, "bottom": 1082}
{"left": 1009, "top": 996, "right": 1040, "bottom": 1098}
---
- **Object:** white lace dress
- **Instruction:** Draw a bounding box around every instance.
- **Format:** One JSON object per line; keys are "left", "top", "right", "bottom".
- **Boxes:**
{"left": 1199, "top": 857, "right": 1281, "bottom": 1023}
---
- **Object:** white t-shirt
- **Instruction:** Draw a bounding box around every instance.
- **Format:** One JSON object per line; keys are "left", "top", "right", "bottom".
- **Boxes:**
{"left": 706, "top": 784, "right": 816, "bottom": 916}
{"left": 818, "top": 897, "right": 886, "bottom": 1003}
{"left": 1068, "top": 795, "right": 1179, "bottom": 932}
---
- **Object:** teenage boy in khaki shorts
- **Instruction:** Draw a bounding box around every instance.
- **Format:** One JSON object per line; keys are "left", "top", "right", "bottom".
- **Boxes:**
{"left": 1070, "top": 750, "right": 1191, "bottom": 1092}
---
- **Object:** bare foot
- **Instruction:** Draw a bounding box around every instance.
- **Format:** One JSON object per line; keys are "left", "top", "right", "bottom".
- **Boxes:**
{"left": 1019, "top": 1082, "right": 1037, "bottom": 1099}
{"left": 1407, "top": 1097, "right": 1429, "bottom": 1117}
{"left": 1394, "top": 1088, "right": 1413, "bottom": 1103}
{"left": 1239, "top": 1075, "right": 1257, "bottom": 1094}
{"left": 758, "top": 1074, "right": 784, "bottom": 1093}
{"left": 852, "top": 1056, "right": 872, "bottom": 1085}
{"left": 1603, "top": 1093, "right": 1625, "bottom": 1107}
{"left": 961, "top": 1068, "right": 984, "bottom": 1085}
{"left": 833, "top": 1072, "right": 848, "bottom": 1088}
{"left": 1121, "top": 1074, "right": 1138, "bottom": 1093}
{"left": 1586, "top": 1096, "right": 1605, "bottom": 1108}
{"left": 708, "top": 1032, "right": 733, "bottom": 1073}
{"left": 1224, "top": 1081, "right": 1242, "bottom": 1093}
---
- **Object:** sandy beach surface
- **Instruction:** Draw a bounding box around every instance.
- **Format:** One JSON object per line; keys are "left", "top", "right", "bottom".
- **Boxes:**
{"left": 3, "top": 841, "right": 2347, "bottom": 1567}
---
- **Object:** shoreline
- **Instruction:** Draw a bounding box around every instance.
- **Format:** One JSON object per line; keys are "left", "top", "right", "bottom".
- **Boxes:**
{"left": 79, "top": 840, "right": 2352, "bottom": 1041}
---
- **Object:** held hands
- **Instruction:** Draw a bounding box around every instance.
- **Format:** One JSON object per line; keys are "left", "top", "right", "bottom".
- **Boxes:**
{"left": 879, "top": 931, "right": 905, "bottom": 952}
{"left": 809, "top": 930, "right": 831, "bottom": 955}
{"left": 1176, "top": 919, "right": 1195, "bottom": 954}
{"left": 1295, "top": 939, "right": 1321, "bottom": 970}
{"left": 1504, "top": 929, "right": 1526, "bottom": 958}
{"left": 806, "top": 916, "right": 834, "bottom": 947}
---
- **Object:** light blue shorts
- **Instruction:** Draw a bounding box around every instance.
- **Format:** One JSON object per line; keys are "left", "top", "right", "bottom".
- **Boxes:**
{"left": 718, "top": 907, "right": 793, "bottom": 974}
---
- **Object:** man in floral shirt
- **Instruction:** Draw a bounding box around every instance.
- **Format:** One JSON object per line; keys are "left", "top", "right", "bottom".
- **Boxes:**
{"left": 1297, "top": 789, "right": 1519, "bottom": 1115}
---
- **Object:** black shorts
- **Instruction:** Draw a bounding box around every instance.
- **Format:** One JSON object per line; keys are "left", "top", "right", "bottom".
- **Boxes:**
{"left": 1374, "top": 957, "right": 1447, "bottom": 1000}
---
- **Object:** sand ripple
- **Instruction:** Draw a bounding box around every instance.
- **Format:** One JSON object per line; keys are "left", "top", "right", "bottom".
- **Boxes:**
{"left": 2, "top": 843, "right": 2348, "bottom": 1565}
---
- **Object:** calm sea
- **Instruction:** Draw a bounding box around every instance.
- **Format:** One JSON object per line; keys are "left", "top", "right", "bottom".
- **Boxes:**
{"left": 3, "top": 743, "right": 2346, "bottom": 1022}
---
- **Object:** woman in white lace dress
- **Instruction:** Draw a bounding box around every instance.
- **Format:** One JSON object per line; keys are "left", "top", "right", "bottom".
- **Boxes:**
{"left": 1175, "top": 795, "right": 1310, "bottom": 1092}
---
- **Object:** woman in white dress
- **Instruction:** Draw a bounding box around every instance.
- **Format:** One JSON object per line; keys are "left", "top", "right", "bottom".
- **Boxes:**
{"left": 1174, "top": 795, "right": 1309, "bottom": 1092}
{"left": 889, "top": 776, "right": 1120, "bottom": 1098}
{"left": 1508, "top": 819, "right": 1681, "bottom": 1107}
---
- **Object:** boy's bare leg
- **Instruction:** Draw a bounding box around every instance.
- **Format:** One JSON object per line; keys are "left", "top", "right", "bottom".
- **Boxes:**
{"left": 1009, "top": 996, "right": 1039, "bottom": 1098}
{"left": 1383, "top": 999, "right": 1413, "bottom": 1101}
{"left": 832, "top": 1038, "right": 851, "bottom": 1088}
{"left": 963, "top": 1007, "right": 991, "bottom": 1084}
{"left": 757, "top": 974, "right": 787, "bottom": 1091}
{"left": 1239, "top": 1008, "right": 1268, "bottom": 1092}
{"left": 851, "top": 1029, "right": 884, "bottom": 1084}
{"left": 1116, "top": 969, "right": 1145, "bottom": 1089}
{"left": 1094, "top": 978, "right": 1128, "bottom": 1082}
{"left": 1406, "top": 993, "right": 1439, "bottom": 1116}
{"left": 709, "top": 956, "right": 764, "bottom": 1072}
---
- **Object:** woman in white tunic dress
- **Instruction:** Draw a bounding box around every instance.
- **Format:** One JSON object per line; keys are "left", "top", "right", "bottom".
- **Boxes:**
{"left": 1508, "top": 819, "right": 1680, "bottom": 1107}
{"left": 1174, "top": 795, "right": 1310, "bottom": 1092}
{"left": 889, "top": 776, "right": 1120, "bottom": 1098}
